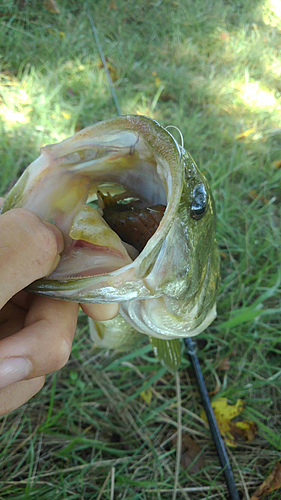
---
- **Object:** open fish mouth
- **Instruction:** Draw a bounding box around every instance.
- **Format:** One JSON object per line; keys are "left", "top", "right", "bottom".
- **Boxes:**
{"left": 2, "top": 115, "right": 220, "bottom": 340}
{"left": 17, "top": 125, "right": 173, "bottom": 281}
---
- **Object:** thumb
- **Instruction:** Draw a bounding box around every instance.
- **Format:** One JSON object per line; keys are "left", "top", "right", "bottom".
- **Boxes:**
{"left": 0, "top": 208, "right": 64, "bottom": 309}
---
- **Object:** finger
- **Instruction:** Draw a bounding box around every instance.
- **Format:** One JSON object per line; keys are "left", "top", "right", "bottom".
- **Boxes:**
{"left": 0, "top": 302, "right": 25, "bottom": 340}
{"left": 0, "top": 208, "right": 64, "bottom": 309}
{"left": 10, "top": 290, "right": 33, "bottom": 310}
{"left": 0, "top": 296, "right": 78, "bottom": 389}
{"left": 0, "top": 377, "right": 45, "bottom": 416}
{"left": 81, "top": 302, "right": 120, "bottom": 321}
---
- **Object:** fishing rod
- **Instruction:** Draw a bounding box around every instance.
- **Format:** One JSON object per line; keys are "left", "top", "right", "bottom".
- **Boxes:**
{"left": 87, "top": 9, "right": 240, "bottom": 500}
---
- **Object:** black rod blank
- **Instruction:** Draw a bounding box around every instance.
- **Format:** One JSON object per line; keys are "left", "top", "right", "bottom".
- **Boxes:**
{"left": 185, "top": 337, "right": 240, "bottom": 500}
{"left": 87, "top": 11, "right": 240, "bottom": 499}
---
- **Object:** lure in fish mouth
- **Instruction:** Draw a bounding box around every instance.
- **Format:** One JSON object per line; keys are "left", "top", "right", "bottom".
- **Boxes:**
{"left": 1, "top": 115, "right": 220, "bottom": 367}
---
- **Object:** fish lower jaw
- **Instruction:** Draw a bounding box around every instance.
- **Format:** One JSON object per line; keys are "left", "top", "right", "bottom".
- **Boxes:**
{"left": 48, "top": 244, "right": 132, "bottom": 279}
{"left": 120, "top": 301, "right": 217, "bottom": 339}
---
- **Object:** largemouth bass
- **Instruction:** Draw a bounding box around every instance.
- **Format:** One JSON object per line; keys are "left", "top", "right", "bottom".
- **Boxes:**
{"left": 1, "top": 116, "right": 220, "bottom": 370}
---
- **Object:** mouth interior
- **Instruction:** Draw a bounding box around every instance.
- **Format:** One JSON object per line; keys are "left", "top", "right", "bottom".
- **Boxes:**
{"left": 30, "top": 130, "right": 168, "bottom": 279}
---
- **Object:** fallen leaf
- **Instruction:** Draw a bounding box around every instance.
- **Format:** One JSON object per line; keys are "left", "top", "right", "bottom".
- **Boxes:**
{"left": 44, "top": 0, "right": 60, "bottom": 13}
{"left": 109, "top": 0, "right": 117, "bottom": 9}
{"left": 231, "top": 420, "right": 258, "bottom": 442}
{"left": 250, "top": 462, "right": 281, "bottom": 500}
{"left": 98, "top": 58, "right": 118, "bottom": 82}
{"left": 235, "top": 128, "right": 255, "bottom": 140}
{"left": 248, "top": 190, "right": 270, "bottom": 205}
{"left": 219, "top": 251, "right": 229, "bottom": 260}
{"left": 201, "top": 398, "right": 257, "bottom": 447}
{"left": 159, "top": 92, "right": 177, "bottom": 102}
{"left": 47, "top": 28, "right": 65, "bottom": 38}
{"left": 172, "top": 434, "right": 205, "bottom": 474}
{"left": 140, "top": 388, "right": 152, "bottom": 405}
{"left": 273, "top": 159, "right": 281, "bottom": 169}
{"left": 155, "top": 76, "right": 163, "bottom": 88}
{"left": 218, "top": 356, "right": 230, "bottom": 371}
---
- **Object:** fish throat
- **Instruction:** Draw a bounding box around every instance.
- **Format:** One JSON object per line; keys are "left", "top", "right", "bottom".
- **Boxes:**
{"left": 31, "top": 129, "right": 168, "bottom": 279}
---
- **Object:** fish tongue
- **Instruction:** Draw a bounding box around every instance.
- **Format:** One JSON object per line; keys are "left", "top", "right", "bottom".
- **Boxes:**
{"left": 69, "top": 205, "right": 131, "bottom": 261}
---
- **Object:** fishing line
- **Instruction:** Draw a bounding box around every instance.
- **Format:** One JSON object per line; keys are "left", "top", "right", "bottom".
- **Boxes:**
{"left": 87, "top": 8, "right": 121, "bottom": 116}
{"left": 87, "top": 9, "right": 240, "bottom": 500}
{"left": 165, "top": 125, "right": 185, "bottom": 151}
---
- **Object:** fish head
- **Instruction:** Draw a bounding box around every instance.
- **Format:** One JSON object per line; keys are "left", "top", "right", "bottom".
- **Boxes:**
{"left": 1, "top": 115, "right": 220, "bottom": 339}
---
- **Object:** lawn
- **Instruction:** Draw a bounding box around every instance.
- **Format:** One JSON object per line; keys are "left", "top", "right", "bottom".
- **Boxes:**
{"left": 0, "top": 0, "right": 280, "bottom": 498}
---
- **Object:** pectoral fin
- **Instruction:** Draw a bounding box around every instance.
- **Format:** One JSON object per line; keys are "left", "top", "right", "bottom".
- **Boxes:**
{"left": 149, "top": 337, "right": 181, "bottom": 373}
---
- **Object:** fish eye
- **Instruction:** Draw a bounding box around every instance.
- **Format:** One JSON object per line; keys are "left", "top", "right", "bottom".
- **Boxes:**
{"left": 191, "top": 184, "right": 208, "bottom": 220}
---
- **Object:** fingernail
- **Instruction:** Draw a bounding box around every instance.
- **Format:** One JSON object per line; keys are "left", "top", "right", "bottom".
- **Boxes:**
{"left": 43, "top": 222, "right": 65, "bottom": 254}
{"left": 0, "top": 357, "right": 32, "bottom": 389}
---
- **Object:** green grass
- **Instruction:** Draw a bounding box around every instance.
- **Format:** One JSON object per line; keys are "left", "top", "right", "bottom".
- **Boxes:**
{"left": 0, "top": 0, "right": 281, "bottom": 498}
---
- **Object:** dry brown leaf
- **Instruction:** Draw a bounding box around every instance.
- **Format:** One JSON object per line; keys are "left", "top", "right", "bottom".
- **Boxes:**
{"left": 218, "top": 356, "right": 230, "bottom": 371}
{"left": 44, "top": 0, "right": 60, "bottom": 14}
{"left": 98, "top": 58, "right": 118, "bottom": 82}
{"left": 109, "top": 0, "right": 117, "bottom": 9}
{"left": 231, "top": 420, "right": 258, "bottom": 443}
{"left": 159, "top": 92, "right": 177, "bottom": 102}
{"left": 250, "top": 462, "right": 281, "bottom": 500}
{"left": 248, "top": 190, "right": 270, "bottom": 205}
{"left": 201, "top": 398, "right": 258, "bottom": 447}
{"left": 220, "top": 251, "right": 229, "bottom": 260}
{"left": 172, "top": 434, "right": 205, "bottom": 474}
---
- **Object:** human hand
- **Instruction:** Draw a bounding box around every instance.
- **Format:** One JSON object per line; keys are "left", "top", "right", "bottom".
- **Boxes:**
{"left": 0, "top": 199, "right": 118, "bottom": 415}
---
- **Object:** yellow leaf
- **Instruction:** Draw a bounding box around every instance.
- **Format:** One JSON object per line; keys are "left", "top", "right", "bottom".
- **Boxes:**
{"left": 44, "top": 0, "right": 60, "bottom": 14}
{"left": 47, "top": 28, "right": 65, "bottom": 38}
{"left": 201, "top": 398, "right": 257, "bottom": 447}
{"left": 155, "top": 76, "right": 163, "bottom": 87}
{"left": 61, "top": 111, "right": 71, "bottom": 119}
{"left": 235, "top": 128, "right": 255, "bottom": 140}
{"left": 250, "top": 462, "right": 281, "bottom": 500}
{"left": 140, "top": 388, "right": 152, "bottom": 405}
{"left": 273, "top": 159, "right": 281, "bottom": 169}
